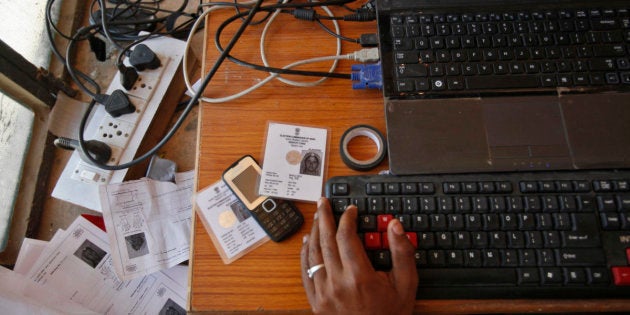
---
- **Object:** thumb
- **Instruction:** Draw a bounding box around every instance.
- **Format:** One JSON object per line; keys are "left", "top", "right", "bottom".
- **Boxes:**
{"left": 387, "top": 219, "right": 418, "bottom": 298}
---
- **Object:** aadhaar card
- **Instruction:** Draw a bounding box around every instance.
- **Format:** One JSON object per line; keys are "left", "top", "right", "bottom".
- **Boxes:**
{"left": 259, "top": 122, "right": 328, "bottom": 202}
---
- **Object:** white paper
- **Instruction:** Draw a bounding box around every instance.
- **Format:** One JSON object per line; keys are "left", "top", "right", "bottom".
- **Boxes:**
{"left": 259, "top": 122, "right": 328, "bottom": 202}
{"left": 25, "top": 216, "right": 187, "bottom": 314}
{"left": 0, "top": 265, "right": 95, "bottom": 315}
{"left": 195, "top": 180, "right": 269, "bottom": 263}
{"left": 13, "top": 237, "right": 49, "bottom": 275}
{"left": 99, "top": 171, "right": 194, "bottom": 281}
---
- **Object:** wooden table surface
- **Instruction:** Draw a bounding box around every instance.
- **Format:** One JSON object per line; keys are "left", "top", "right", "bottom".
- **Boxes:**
{"left": 189, "top": 2, "right": 630, "bottom": 313}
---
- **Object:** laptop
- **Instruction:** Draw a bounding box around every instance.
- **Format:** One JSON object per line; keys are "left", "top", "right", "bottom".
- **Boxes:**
{"left": 376, "top": 0, "right": 630, "bottom": 175}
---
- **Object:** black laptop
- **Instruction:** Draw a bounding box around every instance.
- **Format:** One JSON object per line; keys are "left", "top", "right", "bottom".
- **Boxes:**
{"left": 376, "top": 0, "right": 630, "bottom": 175}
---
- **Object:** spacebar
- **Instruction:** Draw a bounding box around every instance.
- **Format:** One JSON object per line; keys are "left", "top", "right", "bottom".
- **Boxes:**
{"left": 465, "top": 75, "right": 540, "bottom": 89}
{"left": 418, "top": 268, "right": 517, "bottom": 287}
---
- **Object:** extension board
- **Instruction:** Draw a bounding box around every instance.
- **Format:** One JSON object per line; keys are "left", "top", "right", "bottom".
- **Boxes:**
{"left": 52, "top": 36, "right": 186, "bottom": 212}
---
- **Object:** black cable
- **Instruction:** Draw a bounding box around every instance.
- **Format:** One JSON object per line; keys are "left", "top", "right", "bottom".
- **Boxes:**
{"left": 64, "top": 26, "right": 104, "bottom": 98}
{"left": 98, "top": 0, "right": 125, "bottom": 50}
{"left": 78, "top": 0, "right": 266, "bottom": 170}
{"left": 114, "top": 4, "right": 198, "bottom": 70}
{"left": 214, "top": 5, "right": 351, "bottom": 79}
{"left": 46, "top": 0, "right": 75, "bottom": 41}
{"left": 89, "top": 0, "right": 175, "bottom": 41}
{"left": 233, "top": 0, "right": 275, "bottom": 25}
{"left": 47, "top": 0, "right": 102, "bottom": 100}
{"left": 316, "top": 18, "right": 359, "bottom": 43}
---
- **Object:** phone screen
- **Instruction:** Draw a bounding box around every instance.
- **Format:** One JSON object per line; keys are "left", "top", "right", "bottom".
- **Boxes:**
{"left": 231, "top": 165, "right": 260, "bottom": 205}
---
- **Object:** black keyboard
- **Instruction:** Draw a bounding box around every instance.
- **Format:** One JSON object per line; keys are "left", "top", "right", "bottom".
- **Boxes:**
{"left": 381, "top": 6, "right": 630, "bottom": 97}
{"left": 325, "top": 170, "right": 630, "bottom": 299}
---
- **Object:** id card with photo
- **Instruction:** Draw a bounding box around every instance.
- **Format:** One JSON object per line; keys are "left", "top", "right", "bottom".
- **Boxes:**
{"left": 259, "top": 122, "right": 328, "bottom": 202}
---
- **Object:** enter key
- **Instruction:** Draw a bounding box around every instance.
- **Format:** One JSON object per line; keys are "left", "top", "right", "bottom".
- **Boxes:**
{"left": 562, "top": 213, "right": 602, "bottom": 247}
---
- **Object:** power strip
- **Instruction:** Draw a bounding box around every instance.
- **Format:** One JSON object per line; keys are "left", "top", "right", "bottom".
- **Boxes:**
{"left": 52, "top": 36, "right": 186, "bottom": 212}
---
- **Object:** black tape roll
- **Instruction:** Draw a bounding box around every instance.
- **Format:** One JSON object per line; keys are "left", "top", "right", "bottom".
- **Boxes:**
{"left": 340, "top": 124, "right": 387, "bottom": 171}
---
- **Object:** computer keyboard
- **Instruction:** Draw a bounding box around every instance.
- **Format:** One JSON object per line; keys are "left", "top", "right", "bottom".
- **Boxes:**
{"left": 383, "top": 7, "right": 630, "bottom": 97}
{"left": 325, "top": 170, "right": 630, "bottom": 299}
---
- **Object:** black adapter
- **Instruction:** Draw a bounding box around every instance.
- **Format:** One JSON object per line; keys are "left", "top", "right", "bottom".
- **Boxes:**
{"left": 129, "top": 44, "right": 161, "bottom": 71}
{"left": 119, "top": 65, "right": 139, "bottom": 90}
{"left": 88, "top": 35, "right": 107, "bottom": 61}
{"left": 54, "top": 137, "right": 112, "bottom": 164}
{"left": 96, "top": 90, "right": 136, "bottom": 117}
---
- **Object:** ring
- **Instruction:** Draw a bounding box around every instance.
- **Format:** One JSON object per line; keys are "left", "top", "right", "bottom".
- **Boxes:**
{"left": 307, "top": 264, "right": 325, "bottom": 279}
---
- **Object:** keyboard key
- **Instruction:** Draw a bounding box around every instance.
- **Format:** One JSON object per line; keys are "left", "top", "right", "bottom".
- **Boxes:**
{"left": 377, "top": 214, "right": 394, "bottom": 232}
{"left": 541, "top": 268, "right": 564, "bottom": 285}
{"left": 518, "top": 268, "right": 540, "bottom": 284}
{"left": 561, "top": 214, "right": 601, "bottom": 247}
{"left": 364, "top": 232, "right": 382, "bottom": 249}
{"left": 589, "top": 268, "right": 610, "bottom": 285}
{"left": 411, "top": 214, "right": 429, "bottom": 231}
{"left": 359, "top": 215, "right": 377, "bottom": 231}
{"left": 612, "top": 266, "right": 630, "bottom": 286}
{"left": 556, "top": 248, "right": 606, "bottom": 266}
{"left": 396, "top": 64, "right": 428, "bottom": 77}
{"left": 418, "top": 268, "right": 517, "bottom": 286}
{"left": 566, "top": 267, "right": 588, "bottom": 284}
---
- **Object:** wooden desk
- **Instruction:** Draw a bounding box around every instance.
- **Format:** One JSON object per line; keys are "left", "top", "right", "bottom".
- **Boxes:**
{"left": 189, "top": 3, "right": 630, "bottom": 313}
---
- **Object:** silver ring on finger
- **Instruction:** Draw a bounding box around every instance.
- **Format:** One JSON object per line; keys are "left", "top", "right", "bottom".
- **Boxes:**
{"left": 307, "top": 264, "right": 325, "bottom": 279}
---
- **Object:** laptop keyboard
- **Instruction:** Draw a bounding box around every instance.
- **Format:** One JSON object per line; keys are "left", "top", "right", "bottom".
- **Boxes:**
{"left": 385, "top": 7, "right": 630, "bottom": 97}
{"left": 325, "top": 170, "right": 630, "bottom": 299}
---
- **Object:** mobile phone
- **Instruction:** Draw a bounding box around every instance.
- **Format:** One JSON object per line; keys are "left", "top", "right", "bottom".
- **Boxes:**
{"left": 222, "top": 155, "right": 304, "bottom": 242}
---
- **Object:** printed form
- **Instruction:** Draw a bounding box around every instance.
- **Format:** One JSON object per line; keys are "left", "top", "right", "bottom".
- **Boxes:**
{"left": 99, "top": 171, "right": 194, "bottom": 281}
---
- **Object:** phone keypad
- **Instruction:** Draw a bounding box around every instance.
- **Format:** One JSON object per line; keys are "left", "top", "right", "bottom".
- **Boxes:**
{"left": 254, "top": 200, "right": 303, "bottom": 241}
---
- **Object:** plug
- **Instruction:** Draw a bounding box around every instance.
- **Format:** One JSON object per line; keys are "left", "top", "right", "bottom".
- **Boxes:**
{"left": 119, "top": 65, "right": 139, "bottom": 90}
{"left": 359, "top": 33, "right": 378, "bottom": 47}
{"left": 343, "top": 10, "right": 376, "bottom": 21}
{"left": 54, "top": 137, "right": 112, "bottom": 164}
{"left": 351, "top": 48, "right": 380, "bottom": 62}
{"left": 88, "top": 35, "right": 107, "bottom": 61}
{"left": 129, "top": 44, "right": 161, "bottom": 71}
{"left": 351, "top": 62, "right": 382, "bottom": 89}
{"left": 95, "top": 90, "right": 136, "bottom": 117}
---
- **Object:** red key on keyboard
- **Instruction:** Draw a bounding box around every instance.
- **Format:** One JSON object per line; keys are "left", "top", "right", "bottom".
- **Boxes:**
{"left": 612, "top": 266, "right": 630, "bottom": 286}
{"left": 364, "top": 232, "right": 382, "bottom": 250}
{"left": 377, "top": 214, "right": 394, "bottom": 232}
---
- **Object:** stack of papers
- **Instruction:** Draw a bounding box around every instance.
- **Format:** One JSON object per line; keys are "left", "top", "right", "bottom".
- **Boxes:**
{"left": 3, "top": 216, "right": 188, "bottom": 314}
{"left": 0, "top": 171, "right": 195, "bottom": 314}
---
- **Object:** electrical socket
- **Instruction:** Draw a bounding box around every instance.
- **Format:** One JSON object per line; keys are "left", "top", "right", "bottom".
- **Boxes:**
{"left": 124, "top": 57, "right": 169, "bottom": 101}
{"left": 52, "top": 36, "right": 187, "bottom": 212}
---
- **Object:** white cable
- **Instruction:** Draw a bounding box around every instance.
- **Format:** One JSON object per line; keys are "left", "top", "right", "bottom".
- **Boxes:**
{"left": 183, "top": 3, "right": 255, "bottom": 102}
{"left": 259, "top": 0, "right": 342, "bottom": 87}
{"left": 182, "top": 1, "right": 350, "bottom": 103}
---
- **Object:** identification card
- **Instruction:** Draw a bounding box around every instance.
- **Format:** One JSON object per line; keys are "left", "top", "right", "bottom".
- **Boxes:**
{"left": 259, "top": 122, "right": 328, "bottom": 202}
{"left": 194, "top": 180, "right": 269, "bottom": 264}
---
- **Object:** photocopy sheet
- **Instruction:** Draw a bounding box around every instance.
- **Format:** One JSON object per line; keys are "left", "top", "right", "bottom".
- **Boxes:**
{"left": 13, "top": 236, "right": 56, "bottom": 275}
{"left": 99, "top": 171, "right": 194, "bottom": 281}
{"left": 25, "top": 216, "right": 187, "bottom": 315}
{"left": 195, "top": 180, "right": 269, "bottom": 264}
{"left": 0, "top": 265, "right": 95, "bottom": 315}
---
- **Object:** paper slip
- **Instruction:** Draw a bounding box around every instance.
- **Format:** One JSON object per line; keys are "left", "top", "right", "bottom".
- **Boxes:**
{"left": 195, "top": 180, "right": 269, "bottom": 264}
{"left": 99, "top": 171, "right": 194, "bottom": 281}
{"left": 259, "top": 122, "right": 328, "bottom": 202}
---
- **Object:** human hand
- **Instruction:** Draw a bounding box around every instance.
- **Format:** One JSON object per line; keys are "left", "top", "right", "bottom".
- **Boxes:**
{"left": 301, "top": 197, "right": 418, "bottom": 315}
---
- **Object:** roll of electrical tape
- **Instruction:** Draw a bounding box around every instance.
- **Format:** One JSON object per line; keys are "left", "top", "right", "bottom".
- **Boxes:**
{"left": 340, "top": 125, "right": 387, "bottom": 171}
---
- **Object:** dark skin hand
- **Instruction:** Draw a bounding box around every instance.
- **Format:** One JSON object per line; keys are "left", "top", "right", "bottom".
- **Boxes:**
{"left": 301, "top": 197, "right": 418, "bottom": 315}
